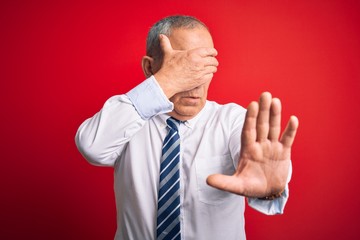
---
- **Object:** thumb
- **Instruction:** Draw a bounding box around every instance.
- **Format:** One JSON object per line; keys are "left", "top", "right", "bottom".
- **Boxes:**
{"left": 206, "top": 174, "right": 245, "bottom": 195}
{"left": 159, "top": 34, "right": 173, "bottom": 53}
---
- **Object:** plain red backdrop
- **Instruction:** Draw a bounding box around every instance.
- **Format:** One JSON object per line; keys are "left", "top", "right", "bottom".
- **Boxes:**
{"left": 1, "top": 0, "right": 359, "bottom": 239}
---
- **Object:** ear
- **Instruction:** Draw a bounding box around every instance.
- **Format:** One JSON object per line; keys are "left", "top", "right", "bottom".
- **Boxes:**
{"left": 141, "top": 56, "right": 155, "bottom": 78}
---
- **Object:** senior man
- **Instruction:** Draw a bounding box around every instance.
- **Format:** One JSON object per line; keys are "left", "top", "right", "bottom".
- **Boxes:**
{"left": 75, "top": 15, "right": 298, "bottom": 240}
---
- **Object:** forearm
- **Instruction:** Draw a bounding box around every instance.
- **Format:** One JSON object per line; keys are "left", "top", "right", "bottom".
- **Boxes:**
{"left": 75, "top": 95, "right": 145, "bottom": 166}
{"left": 75, "top": 76, "right": 173, "bottom": 166}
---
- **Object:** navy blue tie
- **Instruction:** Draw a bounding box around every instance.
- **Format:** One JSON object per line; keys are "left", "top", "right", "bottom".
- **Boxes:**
{"left": 156, "top": 117, "right": 181, "bottom": 240}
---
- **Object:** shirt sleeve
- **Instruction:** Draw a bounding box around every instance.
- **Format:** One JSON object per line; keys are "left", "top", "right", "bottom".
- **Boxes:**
{"left": 247, "top": 162, "right": 292, "bottom": 215}
{"left": 126, "top": 75, "right": 173, "bottom": 120}
{"left": 75, "top": 75, "right": 173, "bottom": 166}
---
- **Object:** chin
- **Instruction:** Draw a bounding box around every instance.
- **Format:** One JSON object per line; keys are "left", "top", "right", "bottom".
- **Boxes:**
{"left": 172, "top": 105, "right": 203, "bottom": 120}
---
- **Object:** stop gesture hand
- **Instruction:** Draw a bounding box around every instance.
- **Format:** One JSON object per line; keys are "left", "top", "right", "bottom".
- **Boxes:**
{"left": 207, "top": 92, "right": 299, "bottom": 198}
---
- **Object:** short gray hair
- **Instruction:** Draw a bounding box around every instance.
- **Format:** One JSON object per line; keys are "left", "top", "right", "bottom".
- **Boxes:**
{"left": 146, "top": 15, "right": 208, "bottom": 61}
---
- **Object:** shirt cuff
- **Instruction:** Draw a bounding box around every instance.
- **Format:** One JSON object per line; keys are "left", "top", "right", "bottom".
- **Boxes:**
{"left": 247, "top": 184, "right": 289, "bottom": 215}
{"left": 126, "top": 75, "right": 173, "bottom": 120}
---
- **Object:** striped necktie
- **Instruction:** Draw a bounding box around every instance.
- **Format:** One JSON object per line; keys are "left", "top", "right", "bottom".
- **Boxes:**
{"left": 156, "top": 117, "right": 181, "bottom": 240}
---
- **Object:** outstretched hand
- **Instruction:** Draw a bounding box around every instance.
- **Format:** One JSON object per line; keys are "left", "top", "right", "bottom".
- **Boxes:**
{"left": 207, "top": 92, "right": 299, "bottom": 198}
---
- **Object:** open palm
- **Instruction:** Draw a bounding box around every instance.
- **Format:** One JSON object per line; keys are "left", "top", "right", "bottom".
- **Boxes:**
{"left": 207, "top": 92, "right": 299, "bottom": 198}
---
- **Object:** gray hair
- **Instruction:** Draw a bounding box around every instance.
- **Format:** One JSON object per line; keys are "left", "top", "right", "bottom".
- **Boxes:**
{"left": 146, "top": 15, "right": 208, "bottom": 61}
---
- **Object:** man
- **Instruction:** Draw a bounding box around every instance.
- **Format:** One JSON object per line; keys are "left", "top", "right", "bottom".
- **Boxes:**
{"left": 75, "top": 15, "right": 298, "bottom": 240}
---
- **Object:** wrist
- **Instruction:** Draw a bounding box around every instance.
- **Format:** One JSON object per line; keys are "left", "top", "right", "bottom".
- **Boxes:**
{"left": 153, "top": 73, "right": 177, "bottom": 99}
{"left": 258, "top": 189, "right": 284, "bottom": 201}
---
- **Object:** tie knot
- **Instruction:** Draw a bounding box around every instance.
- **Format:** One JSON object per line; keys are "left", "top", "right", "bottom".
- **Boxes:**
{"left": 166, "top": 117, "right": 180, "bottom": 131}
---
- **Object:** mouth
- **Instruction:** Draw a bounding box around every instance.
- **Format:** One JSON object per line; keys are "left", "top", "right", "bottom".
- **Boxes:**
{"left": 181, "top": 96, "right": 201, "bottom": 105}
{"left": 183, "top": 96, "right": 200, "bottom": 101}
{"left": 183, "top": 96, "right": 200, "bottom": 99}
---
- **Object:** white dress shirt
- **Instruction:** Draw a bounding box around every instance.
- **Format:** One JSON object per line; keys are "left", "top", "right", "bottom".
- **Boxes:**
{"left": 75, "top": 76, "right": 291, "bottom": 240}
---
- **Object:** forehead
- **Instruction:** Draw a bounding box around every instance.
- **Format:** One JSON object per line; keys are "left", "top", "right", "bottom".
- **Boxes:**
{"left": 168, "top": 27, "right": 214, "bottom": 50}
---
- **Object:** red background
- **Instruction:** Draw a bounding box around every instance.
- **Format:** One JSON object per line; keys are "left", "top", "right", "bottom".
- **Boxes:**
{"left": 1, "top": 0, "right": 360, "bottom": 239}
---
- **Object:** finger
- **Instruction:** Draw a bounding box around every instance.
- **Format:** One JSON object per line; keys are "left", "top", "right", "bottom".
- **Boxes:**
{"left": 198, "top": 73, "right": 214, "bottom": 84}
{"left": 206, "top": 174, "right": 245, "bottom": 195}
{"left": 268, "top": 98, "right": 282, "bottom": 141}
{"left": 197, "top": 47, "right": 218, "bottom": 57}
{"left": 256, "top": 92, "right": 272, "bottom": 141}
{"left": 203, "top": 56, "right": 219, "bottom": 67}
{"left": 159, "top": 34, "right": 173, "bottom": 54}
{"left": 241, "top": 101, "right": 259, "bottom": 146}
{"left": 280, "top": 115, "right": 299, "bottom": 148}
{"left": 202, "top": 66, "right": 218, "bottom": 75}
